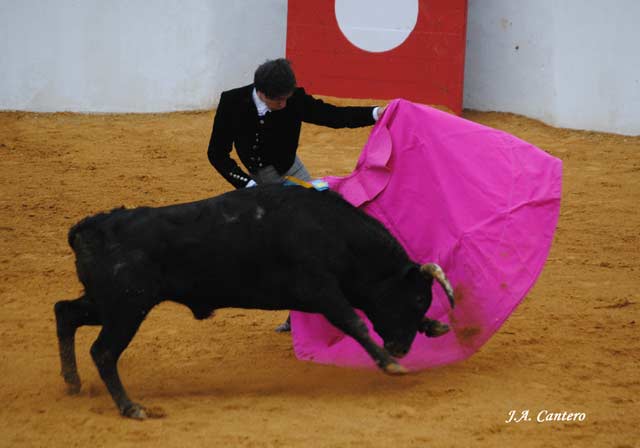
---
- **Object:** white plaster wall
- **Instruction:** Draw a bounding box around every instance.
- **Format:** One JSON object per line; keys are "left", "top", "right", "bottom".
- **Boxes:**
{"left": 2, "top": 0, "right": 638, "bottom": 135}
{"left": 0, "top": 0, "right": 287, "bottom": 112}
{"left": 464, "top": 0, "right": 640, "bottom": 135}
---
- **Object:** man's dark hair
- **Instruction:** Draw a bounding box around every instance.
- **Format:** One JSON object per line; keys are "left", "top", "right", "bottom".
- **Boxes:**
{"left": 254, "top": 58, "right": 297, "bottom": 98}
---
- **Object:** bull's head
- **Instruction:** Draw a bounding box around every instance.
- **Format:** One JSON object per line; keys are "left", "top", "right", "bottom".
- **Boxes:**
{"left": 368, "top": 263, "right": 455, "bottom": 359}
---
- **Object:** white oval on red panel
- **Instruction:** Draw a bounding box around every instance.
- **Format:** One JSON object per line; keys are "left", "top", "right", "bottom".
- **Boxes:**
{"left": 334, "top": 0, "right": 419, "bottom": 53}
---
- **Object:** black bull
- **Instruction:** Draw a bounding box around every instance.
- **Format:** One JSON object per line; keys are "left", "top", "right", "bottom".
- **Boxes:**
{"left": 54, "top": 185, "right": 455, "bottom": 419}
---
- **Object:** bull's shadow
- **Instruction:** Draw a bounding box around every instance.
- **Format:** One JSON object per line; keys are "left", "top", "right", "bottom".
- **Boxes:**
{"left": 69, "top": 307, "right": 465, "bottom": 404}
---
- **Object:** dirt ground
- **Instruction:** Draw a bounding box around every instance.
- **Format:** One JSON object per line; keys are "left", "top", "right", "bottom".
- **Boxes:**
{"left": 1, "top": 98, "right": 638, "bottom": 447}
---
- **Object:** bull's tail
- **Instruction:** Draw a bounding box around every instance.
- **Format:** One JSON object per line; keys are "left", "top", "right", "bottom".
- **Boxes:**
{"left": 68, "top": 215, "right": 106, "bottom": 257}
{"left": 68, "top": 207, "right": 124, "bottom": 249}
{"left": 68, "top": 219, "right": 97, "bottom": 254}
{"left": 67, "top": 208, "right": 124, "bottom": 281}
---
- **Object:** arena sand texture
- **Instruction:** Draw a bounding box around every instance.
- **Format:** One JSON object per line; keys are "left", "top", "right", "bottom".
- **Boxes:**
{"left": 1, "top": 97, "right": 638, "bottom": 447}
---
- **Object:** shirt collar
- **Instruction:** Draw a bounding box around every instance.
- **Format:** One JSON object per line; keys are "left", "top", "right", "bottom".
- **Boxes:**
{"left": 252, "top": 88, "right": 270, "bottom": 116}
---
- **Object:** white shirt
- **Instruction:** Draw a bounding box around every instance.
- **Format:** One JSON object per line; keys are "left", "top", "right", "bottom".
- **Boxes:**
{"left": 252, "top": 88, "right": 271, "bottom": 117}
{"left": 252, "top": 88, "right": 381, "bottom": 121}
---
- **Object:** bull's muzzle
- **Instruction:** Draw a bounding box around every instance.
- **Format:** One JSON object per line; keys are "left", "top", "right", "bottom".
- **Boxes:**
{"left": 419, "top": 318, "right": 451, "bottom": 337}
{"left": 420, "top": 263, "right": 455, "bottom": 309}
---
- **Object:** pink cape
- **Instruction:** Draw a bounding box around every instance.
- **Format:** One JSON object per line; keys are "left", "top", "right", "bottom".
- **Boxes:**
{"left": 290, "top": 99, "right": 562, "bottom": 371}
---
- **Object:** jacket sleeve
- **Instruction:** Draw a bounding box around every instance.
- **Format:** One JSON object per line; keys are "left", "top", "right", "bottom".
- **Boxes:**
{"left": 298, "top": 88, "right": 376, "bottom": 129}
{"left": 207, "top": 92, "right": 253, "bottom": 189}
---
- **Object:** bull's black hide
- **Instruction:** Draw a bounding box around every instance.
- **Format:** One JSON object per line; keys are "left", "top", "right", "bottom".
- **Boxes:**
{"left": 55, "top": 185, "right": 452, "bottom": 419}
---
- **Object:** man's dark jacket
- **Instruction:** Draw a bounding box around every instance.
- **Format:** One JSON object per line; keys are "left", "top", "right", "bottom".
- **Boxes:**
{"left": 207, "top": 84, "right": 376, "bottom": 188}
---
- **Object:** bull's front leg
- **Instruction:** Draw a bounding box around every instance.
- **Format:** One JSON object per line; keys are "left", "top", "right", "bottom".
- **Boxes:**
{"left": 333, "top": 314, "right": 408, "bottom": 375}
{"left": 315, "top": 299, "right": 407, "bottom": 375}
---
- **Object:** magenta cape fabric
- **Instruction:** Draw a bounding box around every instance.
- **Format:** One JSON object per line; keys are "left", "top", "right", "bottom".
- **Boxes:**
{"left": 290, "top": 99, "right": 562, "bottom": 370}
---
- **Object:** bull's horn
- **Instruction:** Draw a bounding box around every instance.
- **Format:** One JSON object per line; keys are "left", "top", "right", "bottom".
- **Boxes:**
{"left": 420, "top": 263, "right": 455, "bottom": 309}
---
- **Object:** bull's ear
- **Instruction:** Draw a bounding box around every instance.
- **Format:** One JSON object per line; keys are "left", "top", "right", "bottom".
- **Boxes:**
{"left": 403, "top": 264, "right": 430, "bottom": 291}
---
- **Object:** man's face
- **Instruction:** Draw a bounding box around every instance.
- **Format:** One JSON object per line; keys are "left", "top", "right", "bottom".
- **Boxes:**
{"left": 257, "top": 91, "right": 293, "bottom": 111}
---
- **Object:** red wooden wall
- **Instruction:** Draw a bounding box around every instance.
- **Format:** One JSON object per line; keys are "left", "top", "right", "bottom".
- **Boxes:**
{"left": 286, "top": 0, "right": 468, "bottom": 115}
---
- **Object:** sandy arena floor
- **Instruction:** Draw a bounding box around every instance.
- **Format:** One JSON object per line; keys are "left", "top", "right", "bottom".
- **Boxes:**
{"left": 0, "top": 98, "right": 638, "bottom": 447}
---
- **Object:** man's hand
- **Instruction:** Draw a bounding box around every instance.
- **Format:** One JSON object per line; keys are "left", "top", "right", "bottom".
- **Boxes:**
{"left": 374, "top": 105, "right": 387, "bottom": 121}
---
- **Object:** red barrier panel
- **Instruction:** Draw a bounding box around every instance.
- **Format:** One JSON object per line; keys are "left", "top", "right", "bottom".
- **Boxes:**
{"left": 286, "top": 0, "right": 467, "bottom": 115}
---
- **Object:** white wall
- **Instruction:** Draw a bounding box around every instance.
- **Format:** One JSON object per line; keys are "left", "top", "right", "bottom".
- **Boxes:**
{"left": 464, "top": 0, "right": 640, "bottom": 135}
{"left": 0, "top": 0, "right": 287, "bottom": 112}
{"left": 2, "top": 0, "right": 638, "bottom": 135}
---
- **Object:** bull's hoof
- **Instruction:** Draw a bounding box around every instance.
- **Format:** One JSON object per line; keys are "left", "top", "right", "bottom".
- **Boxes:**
{"left": 122, "top": 403, "right": 148, "bottom": 420}
{"left": 384, "top": 362, "right": 409, "bottom": 375}
{"left": 62, "top": 373, "right": 81, "bottom": 395}
{"left": 424, "top": 320, "right": 450, "bottom": 338}
{"left": 66, "top": 382, "right": 81, "bottom": 395}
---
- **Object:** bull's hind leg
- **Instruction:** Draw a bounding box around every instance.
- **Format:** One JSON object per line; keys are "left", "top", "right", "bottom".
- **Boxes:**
{"left": 90, "top": 303, "right": 149, "bottom": 419}
{"left": 54, "top": 296, "right": 101, "bottom": 394}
